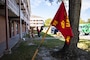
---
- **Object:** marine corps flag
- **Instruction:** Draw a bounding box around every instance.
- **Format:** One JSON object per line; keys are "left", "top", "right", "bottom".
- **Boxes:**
{"left": 51, "top": 1, "right": 73, "bottom": 45}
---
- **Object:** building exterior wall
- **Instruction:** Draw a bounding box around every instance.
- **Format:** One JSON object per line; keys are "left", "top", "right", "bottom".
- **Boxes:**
{"left": 17, "top": 22, "right": 20, "bottom": 34}
{"left": 9, "top": 20, "right": 19, "bottom": 38}
{"left": 0, "top": 0, "right": 30, "bottom": 47}
{"left": 22, "top": 24, "right": 25, "bottom": 32}
{"left": 11, "top": 22, "right": 14, "bottom": 37}
{"left": 13, "top": 21, "right": 17, "bottom": 36}
{"left": 0, "top": 16, "right": 6, "bottom": 43}
{"left": 30, "top": 20, "right": 44, "bottom": 27}
{"left": 30, "top": 15, "right": 44, "bottom": 30}
{"left": 0, "top": 0, "right": 31, "bottom": 57}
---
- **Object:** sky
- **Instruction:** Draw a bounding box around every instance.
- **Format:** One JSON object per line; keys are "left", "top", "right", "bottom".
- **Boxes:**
{"left": 30, "top": 0, "right": 90, "bottom": 22}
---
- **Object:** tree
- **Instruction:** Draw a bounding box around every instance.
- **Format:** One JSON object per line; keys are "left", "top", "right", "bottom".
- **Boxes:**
{"left": 48, "top": 0, "right": 82, "bottom": 60}
{"left": 67, "top": 0, "right": 81, "bottom": 57}
{"left": 44, "top": 18, "right": 52, "bottom": 26}
{"left": 45, "top": 0, "right": 89, "bottom": 60}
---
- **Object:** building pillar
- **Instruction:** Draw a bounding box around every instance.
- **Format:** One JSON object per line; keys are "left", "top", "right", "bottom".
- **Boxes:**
{"left": 19, "top": 0, "right": 22, "bottom": 39}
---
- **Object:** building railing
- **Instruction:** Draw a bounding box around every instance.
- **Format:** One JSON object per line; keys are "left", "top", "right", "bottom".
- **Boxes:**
{"left": 8, "top": 0, "right": 19, "bottom": 16}
{"left": 22, "top": 0, "right": 29, "bottom": 17}
{"left": 21, "top": 0, "right": 30, "bottom": 24}
{"left": 8, "top": 0, "right": 29, "bottom": 23}
{"left": 1, "top": 0, "right": 30, "bottom": 24}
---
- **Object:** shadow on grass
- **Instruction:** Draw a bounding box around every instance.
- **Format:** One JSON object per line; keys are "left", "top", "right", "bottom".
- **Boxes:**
{"left": 0, "top": 41, "right": 38, "bottom": 60}
{"left": 1, "top": 32, "right": 90, "bottom": 60}
{"left": 0, "top": 32, "right": 64, "bottom": 60}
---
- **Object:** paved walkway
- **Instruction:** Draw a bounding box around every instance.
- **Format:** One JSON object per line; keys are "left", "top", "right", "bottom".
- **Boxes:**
{"left": 79, "top": 35, "right": 90, "bottom": 40}
{"left": 0, "top": 35, "right": 19, "bottom": 57}
{"left": 34, "top": 35, "right": 65, "bottom": 40}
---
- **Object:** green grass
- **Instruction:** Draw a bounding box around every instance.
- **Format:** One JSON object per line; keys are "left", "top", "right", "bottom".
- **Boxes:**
{"left": 40, "top": 32, "right": 54, "bottom": 37}
{"left": 34, "top": 39, "right": 64, "bottom": 48}
{"left": 78, "top": 39, "right": 90, "bottom": 51}
{"left": 23, "top": 34, "right": 30, "bottom": 38}
{"left": 0, "top": 41, "right": 37, "bottom": 60}
{"left": 0, "top": 35, "right": 64, "bottom": 60}
{"left": 0, "top": 32, "right": 90, "bottom": 60}
{"left": 79, "top": 40, "right": 90, "bottom": 47}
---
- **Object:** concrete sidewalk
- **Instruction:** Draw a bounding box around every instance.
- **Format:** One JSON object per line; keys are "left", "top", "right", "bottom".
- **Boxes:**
{"left": 0, "top": 35, "right": 19, "bottom": 57}
{"left": 34, "top": 35, "right": 65, "bottom": 40}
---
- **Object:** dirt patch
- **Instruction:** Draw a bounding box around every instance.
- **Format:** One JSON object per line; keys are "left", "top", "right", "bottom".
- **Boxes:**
{"left": 36, "top": 47, "right": 58, "bottom": 60}
{"left": 36, "top": 47, "right": 90, "bottom": 60}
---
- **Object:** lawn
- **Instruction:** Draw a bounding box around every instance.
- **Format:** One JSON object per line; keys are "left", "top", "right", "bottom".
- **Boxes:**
{"left": 0, "top": 34, "right": 64, "bottom": 60}
{"left": 0, "top": 32, "right": 90, "bottom": 60}
{"left": 78, "top": 39, "right": 90, "bottom": 51}
{"left": 0, "top": 41, "right": 38, "bottom": 60}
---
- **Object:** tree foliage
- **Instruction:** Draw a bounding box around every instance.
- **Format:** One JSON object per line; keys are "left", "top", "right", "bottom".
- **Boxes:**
{"left": 79, "top": 18, "right": 85, "bottom": 24}
{"left": 46, "top": 0, "right": 62, "bottom": 3}
{"left": 87, "top": 19, "right": 90, "bottom": 23}
{"left": 44, "top": 18, "right": 52, "bottom": 26}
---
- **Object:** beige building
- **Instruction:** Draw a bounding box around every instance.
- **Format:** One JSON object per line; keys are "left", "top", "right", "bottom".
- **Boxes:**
{"left": 30, "top": 15, "right": 44, "bottom": 29}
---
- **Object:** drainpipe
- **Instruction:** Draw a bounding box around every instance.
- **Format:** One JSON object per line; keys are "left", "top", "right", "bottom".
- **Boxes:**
{"left": 19, "top": 0, "right": 22, "bottom": 39}
{"left": 5, "top": 0, "right": 9, "bottom": 50}
{"left": 5, "top": 0, "right": 11, "bottom": 54}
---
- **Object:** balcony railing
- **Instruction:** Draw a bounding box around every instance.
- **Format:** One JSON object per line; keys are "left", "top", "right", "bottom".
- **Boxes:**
{"left": 1, "top": 0, "right": 30, "bottom": 24}
{"left": 22, "top": 0, "right": 29, "bottom": 17}
{"left": 8, "top": 0, "right": 29, "bottom": 23}
{"left": 8, "top": 0, "right": 19, "bottom": 16}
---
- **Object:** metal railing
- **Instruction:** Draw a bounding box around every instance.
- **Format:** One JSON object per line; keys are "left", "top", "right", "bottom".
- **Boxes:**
{"left": 1, "top": 0, "right": 30, "bottom": 24}
{"left": 8, "top": 0, "right": 28, "bottom": 23}
{"left": 8, "top": 0, "right": 19, "bottom": 16}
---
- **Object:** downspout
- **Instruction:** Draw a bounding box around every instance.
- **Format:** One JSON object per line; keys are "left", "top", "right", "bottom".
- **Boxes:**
{"left": 5, "top": 0, "right": 9, "bottom": 50}
{"left": 4, "top": 0, "right": 11, "bottom": 54}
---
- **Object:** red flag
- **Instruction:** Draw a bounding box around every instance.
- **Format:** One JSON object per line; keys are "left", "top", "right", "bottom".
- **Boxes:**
{"left": 51, "top": 1, "right": 73, "bottom": 45}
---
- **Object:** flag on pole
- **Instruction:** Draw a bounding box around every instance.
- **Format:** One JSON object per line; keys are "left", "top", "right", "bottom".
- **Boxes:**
{"left": 51, "top": 1, "right": 73, "bottom": 45}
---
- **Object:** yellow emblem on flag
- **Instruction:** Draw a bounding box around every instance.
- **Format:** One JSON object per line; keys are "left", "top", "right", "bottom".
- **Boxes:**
{"left": 66, "top": 36, "right": 70, "bottom": 43}
{"left": 61, "top": 20, "right": 65, "bottom": 29}
{"left": 52, "top": 20, "right": 58, "bottom": 26}
{"left": 66, "top": 18, "right": 70, "bottom": 27}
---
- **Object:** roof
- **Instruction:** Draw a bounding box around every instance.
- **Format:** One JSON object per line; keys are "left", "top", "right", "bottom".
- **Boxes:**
{"left": 30, "top": 15, "right": 44, "bottom": 20}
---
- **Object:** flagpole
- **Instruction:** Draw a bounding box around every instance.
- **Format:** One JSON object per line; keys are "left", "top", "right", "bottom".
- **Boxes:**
{"left": 31, "top": 25, "right": 51, "bottom": 60}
